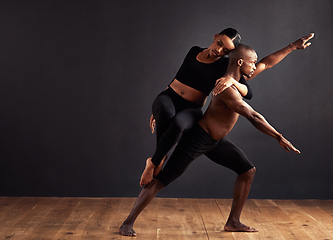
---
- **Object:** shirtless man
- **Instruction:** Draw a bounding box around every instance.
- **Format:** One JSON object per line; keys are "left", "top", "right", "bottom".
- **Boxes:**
{"left": 140, "top": 33, "right": 314, "bottom": 187}
{"left": 119, "top": 44, "right": 300, "bottom": 237}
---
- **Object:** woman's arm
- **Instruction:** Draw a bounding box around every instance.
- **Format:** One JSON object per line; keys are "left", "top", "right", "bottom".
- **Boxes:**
{"left": 239, "top": 76, "right": 252, "bottom": 99}
{"left": 213, "top": 76, "right": 252, "bottom": 100}
{"left": 247, "top": 33, "right": 314, "bottom": 80}
{"left": 150, "top": 114, "right": 156, "bottom": 133}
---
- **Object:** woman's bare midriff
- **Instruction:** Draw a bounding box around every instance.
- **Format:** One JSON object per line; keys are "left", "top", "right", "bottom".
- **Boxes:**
{"left": 169, "top": 79, "right": 207, "bottom": 106}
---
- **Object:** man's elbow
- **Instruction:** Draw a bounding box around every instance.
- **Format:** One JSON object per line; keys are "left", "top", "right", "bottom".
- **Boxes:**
{"left": 258, "top": 60, "right": 272, "bottom": 71}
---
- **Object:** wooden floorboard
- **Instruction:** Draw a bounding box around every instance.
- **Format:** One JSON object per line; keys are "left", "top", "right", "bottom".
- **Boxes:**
{"left": 0, "top": 197, "right": 332, "bottom": 240}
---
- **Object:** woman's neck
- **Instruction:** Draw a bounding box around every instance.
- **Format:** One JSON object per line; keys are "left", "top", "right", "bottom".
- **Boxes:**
{"left": 196, "top": 49, "right": 220, "bottom": 63}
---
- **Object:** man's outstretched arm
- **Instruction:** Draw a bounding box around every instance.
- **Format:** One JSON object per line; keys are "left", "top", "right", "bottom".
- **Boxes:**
{"left": 221, "top": 87, "right": 300, "bottom": 153}
{"left": 246, "top": 33, "right": 314, "bottom": 80}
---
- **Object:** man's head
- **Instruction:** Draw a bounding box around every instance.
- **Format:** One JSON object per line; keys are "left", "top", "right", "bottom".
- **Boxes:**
{"left": 229, "top": 44, "right": 257, "bottom": 78}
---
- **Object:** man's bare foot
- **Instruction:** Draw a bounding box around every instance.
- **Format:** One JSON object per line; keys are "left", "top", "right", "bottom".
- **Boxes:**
{"left": 140, "top": 158, "right": 155, "bottom": 186}
{"left": 119, "top": 223, "right": 137, "bottom": 237}
{"left": 224, "top": 221, "right": 258, "bottom": 232}
{"left": 153, "top": 155, "right": 167, "bottom": 177}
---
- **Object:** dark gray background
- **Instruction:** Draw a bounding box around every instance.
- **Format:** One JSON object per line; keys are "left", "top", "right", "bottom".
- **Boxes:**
{"left": 0, "top": 0, "right": 332, "bottom": 199}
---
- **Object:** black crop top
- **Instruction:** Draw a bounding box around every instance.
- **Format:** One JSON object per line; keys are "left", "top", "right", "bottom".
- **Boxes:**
{"left": 173, "top": 46, "right": 252, "bottom": 99}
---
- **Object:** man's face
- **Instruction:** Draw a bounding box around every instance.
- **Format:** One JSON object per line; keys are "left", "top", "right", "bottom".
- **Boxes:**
{"left": 208, "top": 34, "right": 235, "bottom": 57}
{"left": 240, "top": 51, "right": 257, "bottom": 78}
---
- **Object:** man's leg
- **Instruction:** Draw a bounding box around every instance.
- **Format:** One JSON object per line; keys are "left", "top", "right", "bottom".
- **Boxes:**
{"left": 121, "top": 147, "right": 196, "bottom": 236}
{"left": 224, "top": 167, "right": 257, "bottom": 232}
{"left": 205, "top": 138, "right": 257, "bottom": 232}
{"left": 119, "top": 179, "right": 165, "bottom": 236}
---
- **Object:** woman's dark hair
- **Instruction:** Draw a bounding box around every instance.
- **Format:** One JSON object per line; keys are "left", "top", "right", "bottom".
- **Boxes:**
{"left": 219, "top": 28, "right": 242, "bottom": 47}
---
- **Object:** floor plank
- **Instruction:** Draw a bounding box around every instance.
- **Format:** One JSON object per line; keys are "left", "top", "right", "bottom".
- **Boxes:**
{"left": 196, "top": 198, "right": 235, "bottom": 240}
{"left": 274, "top": 199, "right": 333, "bottom": 240}
{"left": 0, "top": 197, "right": 332, "bottom": 239}
{"left": 253, "top": 199, "right": 311, "bottom": 240}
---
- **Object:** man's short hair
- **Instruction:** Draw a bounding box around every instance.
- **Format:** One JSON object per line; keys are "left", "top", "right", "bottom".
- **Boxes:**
{"left": 229, "top": 44, "right": 256, "bottom": 62}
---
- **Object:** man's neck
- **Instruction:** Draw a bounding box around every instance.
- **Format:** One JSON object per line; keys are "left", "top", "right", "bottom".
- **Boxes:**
{"left": 224, "top": 66, "right": 242, "bottom": 81}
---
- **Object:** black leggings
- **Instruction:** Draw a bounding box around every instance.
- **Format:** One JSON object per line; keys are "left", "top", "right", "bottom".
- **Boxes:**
{"left": 151, "top": 88, "right": 203, "bottom": 166}
{"left": 156, "top": 124, "right": 254, "bottom": 186}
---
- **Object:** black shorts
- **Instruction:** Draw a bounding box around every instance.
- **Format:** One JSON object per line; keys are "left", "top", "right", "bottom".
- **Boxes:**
{"left": 156, "top": 124, "right": 255, "bottom": 186}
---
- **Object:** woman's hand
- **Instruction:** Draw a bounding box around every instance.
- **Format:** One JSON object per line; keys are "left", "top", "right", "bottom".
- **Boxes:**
{"left": 213, "top": 77, "right": 234, "bottom": 96}
{"left": 290, "top": 33, "right": 314, "bottom": 50}
{"left": 150, "top": 114, "right": 156, "bottom": 133}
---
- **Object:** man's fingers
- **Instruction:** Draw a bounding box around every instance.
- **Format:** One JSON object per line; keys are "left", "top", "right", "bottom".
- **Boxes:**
{"left": 303, "top": 33, "right": 314, "bottom": 42}
{"left": 304, "top": 42, "right": 311, "bottom": 48}
{"left": 291, "top": 146, "right": 301, "bottom": 154}
{"left": 302, "top": 33, "right": 314, "bottom": 46}
{"left": 296, "top": 33, "right": 314, "bottom": 49}
{"left": 289, "top": 143, "right": 301, "bottom": 154}
{"left": 281, "top": 140, "right": 300, "bottom": 154}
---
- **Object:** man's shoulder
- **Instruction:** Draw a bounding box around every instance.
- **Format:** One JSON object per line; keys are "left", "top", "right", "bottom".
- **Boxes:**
{"left": 220, "top": 85, "right": 242, "bottom": 100}
{"left": 212, "top": 86, "right": 243, "bottom": 110}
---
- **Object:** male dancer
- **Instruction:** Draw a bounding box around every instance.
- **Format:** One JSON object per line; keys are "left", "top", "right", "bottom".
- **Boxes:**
{"left": 141, "top": 33, "right": 314, "bottom": 187}
{"left": 119, "top": 44, "right": 300, "bottom": 237}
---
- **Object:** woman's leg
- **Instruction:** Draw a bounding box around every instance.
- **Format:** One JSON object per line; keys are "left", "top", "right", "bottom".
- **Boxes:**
{"left": 141, "top": 107, "right": 202, "bottom": 186}
{"left": 151, "top": 108, "right": 203, "bottom": 166}
{"left": 204, "top": 139, "right": 257, "bottom": 232}
{"left": 140, "top": 93, "right": 177, "bottom": 186}
{"left": 152, "top": 93, "right": 177, "bottom": 146}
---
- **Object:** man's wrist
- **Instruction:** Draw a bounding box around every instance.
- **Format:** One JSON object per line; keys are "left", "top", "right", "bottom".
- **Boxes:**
{"left": 288, "top": 43, "right": 297, "bottom": 51}
{"left": 276, "top": 133, "right": 283, "bottom": 141}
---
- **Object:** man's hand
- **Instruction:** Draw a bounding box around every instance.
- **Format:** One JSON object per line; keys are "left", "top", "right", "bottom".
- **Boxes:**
{"left": 150, "top": 114, "right": 156, "bottom": 133}
{"left": 213, "top": 77, "right": 234, "bottom": 96}
{"left": 290, "top": 33, "right": 314, "bottom": 50}
{"left": 279, "top": 136, "right": 301, "bottom": 153}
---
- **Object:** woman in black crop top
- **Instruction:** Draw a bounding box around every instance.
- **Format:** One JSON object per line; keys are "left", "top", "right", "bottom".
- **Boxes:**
{"left": 139, "top": 30, "right": 314, "bottom": 187}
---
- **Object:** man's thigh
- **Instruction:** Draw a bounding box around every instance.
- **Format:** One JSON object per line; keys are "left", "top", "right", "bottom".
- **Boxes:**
{"left": 204, "top": 138, "right": 255, "bottom": 175}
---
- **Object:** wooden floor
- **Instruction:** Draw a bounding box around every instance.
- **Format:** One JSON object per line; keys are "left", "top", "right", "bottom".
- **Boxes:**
{"left": 0, "top": 197, "right": 332, "bottom": 240}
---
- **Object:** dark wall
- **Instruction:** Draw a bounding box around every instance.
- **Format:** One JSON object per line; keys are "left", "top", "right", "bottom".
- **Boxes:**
{"left": 0, "top": 0, "right": 332, "bottom": 199}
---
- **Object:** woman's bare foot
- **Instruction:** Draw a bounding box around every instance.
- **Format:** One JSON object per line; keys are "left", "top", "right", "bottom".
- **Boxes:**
{"left": 224, "top": 221, "right": 258, "bottom": 232}
{"left": 119, "top": 223, "right": 137, "bottom": 237}
{"left": 140, "top": 158, "right": 155, "bottom": 186}
{"left": 153, "top": 155, "right": 167, "bottom": 177}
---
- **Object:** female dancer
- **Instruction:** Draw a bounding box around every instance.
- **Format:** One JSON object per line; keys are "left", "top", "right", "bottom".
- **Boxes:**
{"left": 140, "top": 29, "right": 314, "bottom": 186}
{"left": 140, "top": 28, "right": 248, "bottom": 185}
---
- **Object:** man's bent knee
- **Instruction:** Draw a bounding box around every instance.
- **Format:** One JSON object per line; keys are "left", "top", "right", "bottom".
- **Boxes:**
{"left": 240, "top": 167, "right": 256, "bottom": 182}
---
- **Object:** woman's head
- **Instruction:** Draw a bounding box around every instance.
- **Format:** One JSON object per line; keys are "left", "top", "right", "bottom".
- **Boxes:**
{"left": 219, "top": 28, "right": 242, "bottom": 48}
{"left": 209, "top": 28, "right": 242, "bottom": 58}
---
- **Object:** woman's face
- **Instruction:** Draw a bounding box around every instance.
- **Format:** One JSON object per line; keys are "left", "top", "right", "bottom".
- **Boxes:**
{"left": 208, "top": 34, "right": 236, "bottom": 57}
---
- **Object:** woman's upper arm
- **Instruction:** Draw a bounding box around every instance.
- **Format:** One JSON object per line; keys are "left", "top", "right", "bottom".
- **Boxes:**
{"left": 239, "top": 76, "right": 253, "bottom": 100}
